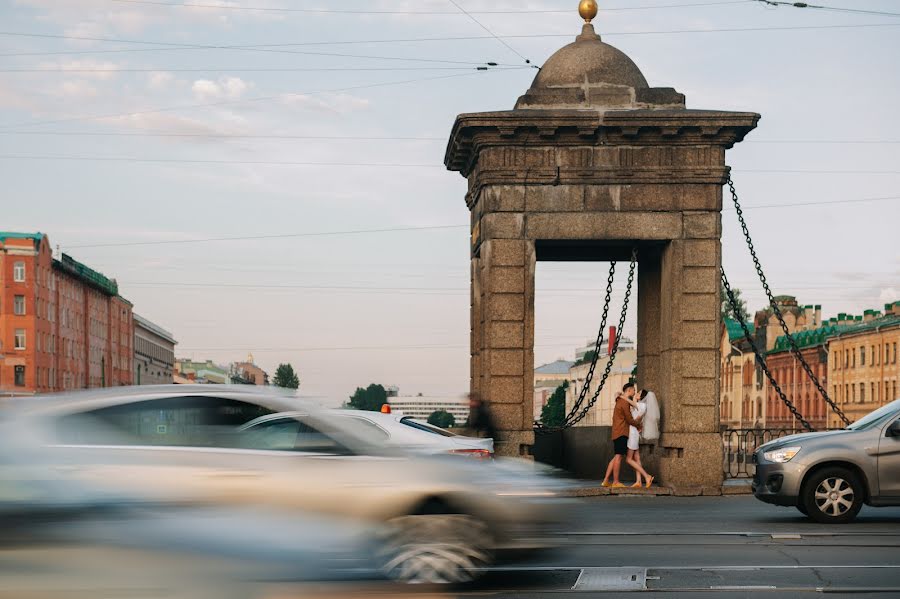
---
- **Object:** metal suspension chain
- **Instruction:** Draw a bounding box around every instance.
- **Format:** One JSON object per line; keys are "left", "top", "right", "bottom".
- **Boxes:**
{"left": 722, "top": 269, "right": 814, "bottom": 432}
{"left": 559, "top": 261, "right": 617, "bottom": 425}
{"left": 565, "top": 248, "right": 638, "bottom": 428}
{"left": 535, "top": 260, "right": 617, "bottom": 434}
{"left": 725, "top": 176, "right": 850, "bottom": 427}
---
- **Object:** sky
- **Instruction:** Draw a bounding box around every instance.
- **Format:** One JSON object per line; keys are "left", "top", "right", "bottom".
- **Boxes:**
{"left": 1, "top": 0, "right": 898, "bottom": 406}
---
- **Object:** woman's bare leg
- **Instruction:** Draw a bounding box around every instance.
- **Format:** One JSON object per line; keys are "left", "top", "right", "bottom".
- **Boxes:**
{"left": 627, "top": 449, "right": 650, "bottom": 485}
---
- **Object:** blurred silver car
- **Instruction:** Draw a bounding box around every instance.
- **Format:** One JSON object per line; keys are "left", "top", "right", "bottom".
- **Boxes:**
{"left": 753, "top": 398, "right": 900, "bottom": 523}
{"left": 240, "top": 409, "right": 494, "bottom": 458}
{"left": 1, "top": 385, "right": 572, "bottom": 583}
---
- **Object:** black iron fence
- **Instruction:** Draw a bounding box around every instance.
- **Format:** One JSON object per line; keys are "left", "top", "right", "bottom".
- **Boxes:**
{"left": 722, "top": 428, "right": 798, "bottom": 479}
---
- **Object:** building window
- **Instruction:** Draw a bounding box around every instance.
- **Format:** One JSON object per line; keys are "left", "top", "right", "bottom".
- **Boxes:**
{"left": 873, "top": 382, "right": 877, "bottom": 403}
{"left": 860, "top": 383, "right": 866, "bottom": 403}
{"left": 14, "top": 295, "right": 25, "bottom": 315}
{"left": 894, "top": 343, "right": 898, "bottom": 364}
{"left": 14, "top": 366, "right": 25, "bottom": 386}
{"left": 14, "top": 329, "right": 26, "bottom": 350}
{"left": 13, "top": 261, "right": 25, "bottom": 282}
{"left": 845, "top": 350, "right": 849, "bottom": 368}
{"left": 860, "top": 347, "right": 865, "bottom": 366}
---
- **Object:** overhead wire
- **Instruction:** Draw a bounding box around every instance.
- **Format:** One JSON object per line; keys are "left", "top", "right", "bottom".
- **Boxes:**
{"left": 1, "top": 131, "right": 899, "bottom": 144}
{"left": 105, "top": 0, "right": 753, "bottom": 15}
{"left": 0, "top": 69, "right": 505, "bottom": 130}
{"left": 2, "top": 23, "right": 899, "bottom": 59}
{"left": 58, "top": 194, "right": 899, "bottom": 251}
{"left": 445, "top": 0, "right": 534, "bottom": 66}
{"left": 3, "top": 155, "right": 900, "bottom": 177}
{"left": 755, "top": 1, "right": 900, "bottom": 18}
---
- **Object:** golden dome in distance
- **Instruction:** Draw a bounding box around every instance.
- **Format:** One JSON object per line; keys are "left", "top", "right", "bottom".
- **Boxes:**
{"left": 578, "top": 0, "right": 598, "bottom": 23}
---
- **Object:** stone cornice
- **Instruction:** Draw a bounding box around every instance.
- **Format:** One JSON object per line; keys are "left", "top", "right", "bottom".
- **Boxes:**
{"left": 445, "top": 109, "right": 760, "bottom": 176}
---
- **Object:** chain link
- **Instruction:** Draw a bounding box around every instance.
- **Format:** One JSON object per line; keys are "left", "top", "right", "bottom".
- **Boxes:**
{"left": 535, "top": 260, "right": 616, "bottom": 434}
{"left": 722, "top": 269, "right": 814, "bottom": 432}
{"left": 725, "top": 176, "right": 850, "bottom": 426}
{"left": 560, "top": 261, "right": 617, "bottom": 425}
{"left": 536, "top": 248, "right": 637, "bottom": 433}
{"left": 566, "top": 249, "right": 637, "bottom": 428}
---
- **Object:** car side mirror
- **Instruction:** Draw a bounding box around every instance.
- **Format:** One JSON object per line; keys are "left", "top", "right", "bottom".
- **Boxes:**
{"left": 888, "top": 419, "right": 900, "bottom": 438}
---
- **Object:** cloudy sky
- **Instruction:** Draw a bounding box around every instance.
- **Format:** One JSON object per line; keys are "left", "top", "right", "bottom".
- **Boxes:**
{"left": 1, "top": 0, "right": 898, "bottom": 405}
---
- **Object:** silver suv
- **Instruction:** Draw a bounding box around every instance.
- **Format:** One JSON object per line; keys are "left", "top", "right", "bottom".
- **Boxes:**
{"left": 753, "top": 398, "right": 900, "bottom": 523}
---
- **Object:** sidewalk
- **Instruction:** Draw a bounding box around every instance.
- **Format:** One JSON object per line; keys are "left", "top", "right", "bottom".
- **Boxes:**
{"left": 561, "top": 478, "right": 752, "bottom": 498}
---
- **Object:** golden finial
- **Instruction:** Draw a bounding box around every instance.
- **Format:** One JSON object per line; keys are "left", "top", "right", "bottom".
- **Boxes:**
{"left": 578, "top": 0, "right": 598, "bottom": 23}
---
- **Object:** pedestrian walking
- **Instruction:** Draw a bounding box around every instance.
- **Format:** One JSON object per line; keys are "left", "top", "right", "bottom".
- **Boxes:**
{"left": 467, "top": 392, "right": 497, "bottom": 441}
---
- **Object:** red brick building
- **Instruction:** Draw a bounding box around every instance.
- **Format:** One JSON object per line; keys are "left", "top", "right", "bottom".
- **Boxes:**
{"left": 1, "top": 232, "right": 133, "bottom": 394}
{"left": 765, "top": 326, "right": 836, "bottom": 431}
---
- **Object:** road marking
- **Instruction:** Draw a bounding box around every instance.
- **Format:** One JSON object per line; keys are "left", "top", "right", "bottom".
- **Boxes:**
{"left": 561, "top": 531, "right": 900, "bottom": 537}
{"left": 771, "top": 533, "right": 802, "bottom": 539}
{"left": 711, "top": 585, "right": 778, "bottom": 590}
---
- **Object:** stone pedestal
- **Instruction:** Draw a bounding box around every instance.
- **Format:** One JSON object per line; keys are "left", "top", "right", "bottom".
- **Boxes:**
{"left": 445, "top": 19, "right": 758, "bottom": 491}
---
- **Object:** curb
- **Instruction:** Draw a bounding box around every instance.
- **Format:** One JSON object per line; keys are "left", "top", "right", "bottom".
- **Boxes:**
{"left": 560, "top": 480, "right": 753, "bottom": 498}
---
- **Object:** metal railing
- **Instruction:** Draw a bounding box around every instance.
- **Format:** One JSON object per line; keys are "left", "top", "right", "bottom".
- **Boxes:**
{"left": 722, "top": 428, "right": 798, "bottom": 479}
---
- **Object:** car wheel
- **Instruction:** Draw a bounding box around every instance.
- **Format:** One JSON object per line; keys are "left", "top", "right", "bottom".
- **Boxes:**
{"left": 377, "top": 513, "right": 492, "bottom": 584}
{"left": 796, "top": 503, "right": 808, "bottom": 516}
{"left": 802, "top": 467, "right": 863, "bottom": 524}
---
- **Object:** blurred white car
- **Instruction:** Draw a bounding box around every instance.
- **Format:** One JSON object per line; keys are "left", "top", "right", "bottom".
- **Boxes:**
{"left": 1, "top": 385, "right": 572, "bottom": 584}
{"left": 240, "top": 409, "right": 494, "bottom": 458}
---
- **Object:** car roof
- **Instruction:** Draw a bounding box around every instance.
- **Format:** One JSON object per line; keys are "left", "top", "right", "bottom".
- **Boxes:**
{"left": 5, "top": 385, "right": 322, "bottom": 418}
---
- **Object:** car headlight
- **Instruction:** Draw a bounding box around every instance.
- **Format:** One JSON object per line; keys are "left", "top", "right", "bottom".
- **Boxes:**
{"left": 763, "top": 446, "right": 801, "bottom": 463}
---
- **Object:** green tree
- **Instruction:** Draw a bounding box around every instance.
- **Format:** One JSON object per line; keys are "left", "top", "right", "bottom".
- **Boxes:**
{"left": 721, "top": 281, "right": 749, "bottom": 323}
{"left": 427, "top": 410, "right": 456, "bottom": 429}
{"left": 347, "top": 383, "right": 388, "bottom": 412}
{"left": 272, "top": 363, "right": 300, "bottom": 389}
{"left": 540, "top": 381, "right": 569, "bottom": 428}
{"left": 574, "top": 350, "right": 596, "bottom": 367}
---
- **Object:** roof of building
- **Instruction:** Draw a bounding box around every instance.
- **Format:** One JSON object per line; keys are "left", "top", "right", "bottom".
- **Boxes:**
{"left": 133, "top": 313, "right": 177, "bottom": 345}
{"left": 724, "top": 317, "right": 754, "bottom": 342}
{"left": 535, "top": 359, "right": 575, "bottom": 375}
{"left": 0, "top": 231, "right": 45, "bottom": 245}
{"left": 769, "top": 324, "right": 846, "bottom": 354}
{"left": 53, "top": 253, "right": 119, "bottom": 297}
{"left": 829, "top": 314, "right": 900, "bottom": 339}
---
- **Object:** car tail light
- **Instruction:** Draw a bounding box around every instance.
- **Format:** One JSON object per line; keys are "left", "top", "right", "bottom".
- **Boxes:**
{"left": 448, "top": 449, "right": 493, "bottom": 460}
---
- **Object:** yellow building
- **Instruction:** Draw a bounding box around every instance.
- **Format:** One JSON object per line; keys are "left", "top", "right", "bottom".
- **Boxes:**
{"left": 720, "top": 319, "right": 766, "bottom": 430}
{"left": 827, "top": 302, "right": 900, "bottom": 428}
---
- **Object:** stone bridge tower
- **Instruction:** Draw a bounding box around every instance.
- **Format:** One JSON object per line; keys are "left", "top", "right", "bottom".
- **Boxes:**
{"left": 444, "top": 2, "right": 759, "bottom": 492}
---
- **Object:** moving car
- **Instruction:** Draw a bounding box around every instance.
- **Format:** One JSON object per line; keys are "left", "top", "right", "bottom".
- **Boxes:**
{"left": 752, "top": 398, "right": 900, "bottom": 523}
{"left": 1, "top": 385, "right": 571, "bottom": 583}
{"left": 240, "top": 409, "right": 493, "bottom": 458}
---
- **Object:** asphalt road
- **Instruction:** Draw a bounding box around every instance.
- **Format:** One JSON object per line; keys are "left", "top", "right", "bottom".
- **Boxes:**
{"left": 3, "top": 496, "right": 899, "bottom": 598}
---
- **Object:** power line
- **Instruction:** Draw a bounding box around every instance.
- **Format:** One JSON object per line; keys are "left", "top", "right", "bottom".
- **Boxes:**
{"left": 0, "top": 154, "right": 444, "bottom": 167}
{"left": 755, "top": 1, "right": 900, "bottom": 18}
{"left": 58, "top": 194, "right": 898, "bottom": 251}
{"left": 723, "top": 195, "right": 900, "bottom": 210}
{"left": 0, "top": 70, "right": 498, "bottom": 130}
{"left": 0, "top": 66, "right": 525, "bottom": 73}
{"left": 2, "top": 23, "right": 899, "bottom": 59}
{"left": 445, "top": 0, "right": 534, "bottom": 66}
{"left": 68, "top": 224, "right": 469, "bottom": 249}
{"left": 0, "top": 30, "right": 521, "bottom": 67}
{"left": 3, "top": 155, "right": 900, "bottom": 177}
{"left": 106, "top": 0, "right": 751, "bottom": 15}
{"left": 740, "top": 169, "right": 900, "bottom": 175}
{"left": 2, "top": 130, "right": 900, "bottom": 145}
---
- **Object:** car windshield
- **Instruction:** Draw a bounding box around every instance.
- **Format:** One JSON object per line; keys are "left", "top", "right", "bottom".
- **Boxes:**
{"left": 846, "top": 399, "right": 900, "bottom": 431}
{"left": 399, "top": 417, "right": 458, "bottom": 437}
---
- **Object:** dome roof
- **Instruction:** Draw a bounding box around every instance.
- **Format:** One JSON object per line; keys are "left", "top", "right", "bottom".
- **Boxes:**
{"left": 531, "top": 26, "right": 648, "bottom": 92}
{"left": 515, "top": 24, "right": 683, "bottom": 110}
